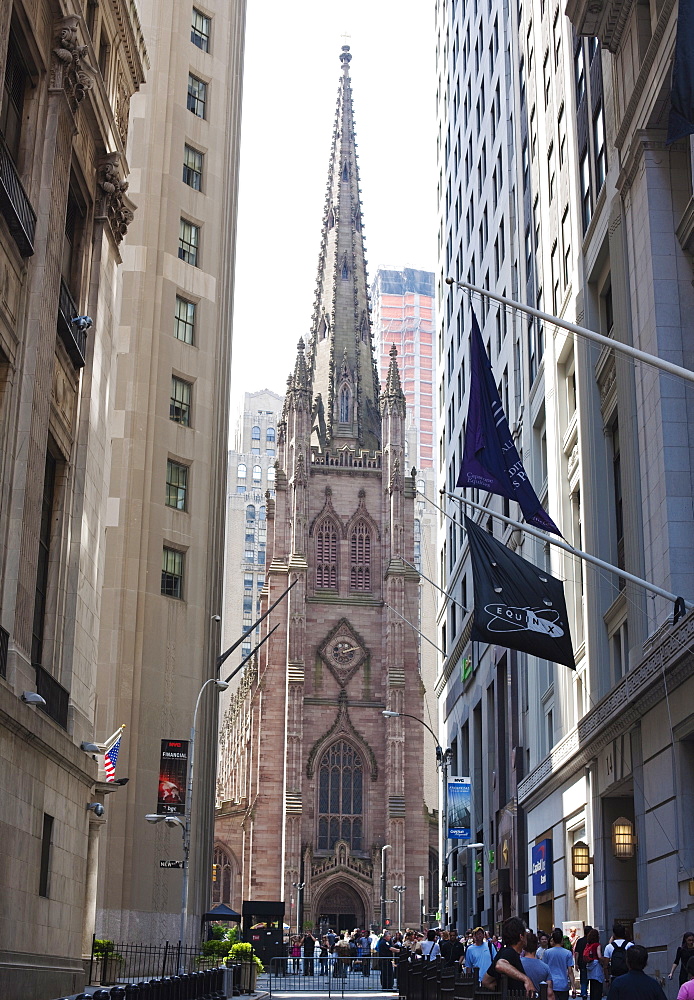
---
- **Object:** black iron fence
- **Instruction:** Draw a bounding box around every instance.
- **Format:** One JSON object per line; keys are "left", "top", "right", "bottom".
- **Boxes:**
{"left": 90, "top": 940, "right": 221, "bottom": 985}
{"left": 396, "top": 956, "right": 548, "bottom": 1000}
{"left": 61, "top": 967, "right": 227, "bottom": 1000}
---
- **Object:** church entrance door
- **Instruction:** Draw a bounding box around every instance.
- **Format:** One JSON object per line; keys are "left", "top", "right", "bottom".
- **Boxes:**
{"left": 315, "top": 882, "right": 364, "bottom": 934}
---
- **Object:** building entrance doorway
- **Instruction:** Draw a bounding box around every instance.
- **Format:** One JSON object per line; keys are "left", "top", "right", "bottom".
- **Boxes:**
{"left": 316, "top": 883, "right": 364, "bottom": 934}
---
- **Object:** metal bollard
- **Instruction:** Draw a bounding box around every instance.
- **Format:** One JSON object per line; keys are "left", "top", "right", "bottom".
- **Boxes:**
{"left": 148, "top": 979, "right": 162, "bottom": 1000}
{"left": 93, "top": 990, "right": 112, "bottom": 1000}
{"left": 169, "top": 974, "right": 182, "bottom": 1000}
{"left": 138, "top": 982, "right": 152, "bottom": 1000}
{"left": 110, "top": 988, "right": 126, "bottom": 1000}
{"left": 125, "top": 984, "right": 140, "bottom": 999}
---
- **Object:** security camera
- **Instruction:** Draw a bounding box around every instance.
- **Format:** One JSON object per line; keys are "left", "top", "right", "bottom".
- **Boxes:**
{"left": 87, "top": 802, "right": 105, "bottom": 817}
{"left": 72, "top": 315, "right": 93, "bottom": 331}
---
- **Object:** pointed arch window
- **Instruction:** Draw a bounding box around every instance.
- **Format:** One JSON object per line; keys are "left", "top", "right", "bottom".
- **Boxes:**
{"left": 316, "top": 518, "right": 338, "bottom": 590}
{"left": 339, "top": 385, "right": 350, "bottom": 423}
{"left": 341, "top": 160, "right": 349, "bottom": 182}
{"left": 317, "top": 741, "right": 363, "bottom": 851}
{"left": 350, "top": 519, "right": 371, "bottom": 592}
{"left": 341, "top": 259, "right": 349, "bottom": 280}
{"left": 212, "top": 845, "right": 234, "bottom": 905}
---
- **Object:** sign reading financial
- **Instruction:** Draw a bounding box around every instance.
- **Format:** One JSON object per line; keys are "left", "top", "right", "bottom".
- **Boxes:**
{"left": 532, "top": 839, "right": 553, "bottom": 895}
{"left": 157, "top": 739, "right": 189, "bottom": 815}
{"left": 448, "top": 777, "right": 471, "bottom": 839}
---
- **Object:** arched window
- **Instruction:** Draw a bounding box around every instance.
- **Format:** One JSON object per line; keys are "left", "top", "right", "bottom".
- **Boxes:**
{"left": 350, "top": 520, "right": 371, "bottom": 592}
{"left": 259, "top": 505, "right": 266, "bottom": 521}
{"left": 339, "top": 385, "right": 350, "bottom": 423}
{"left": 237, "top": 463, "right": 246, "bottom": 479}
{"left": 341, "top": 260, "right": 349, "bottom": 280}
{"left": 316, "top": 518, "right": 338, "bottom": 590}
{"left": 252, "top": 465, "right": 261, "bottom": 483}
{"left": 246, "top": 504, "right": 255, "bottom": 522}
{"left": 266, "top": 427, "right": 275, "bottom": 442}
{"left": 317, "top": 741, "right": 363, "bottom": 852}
{"left": 267, "top": 466, "right": 276, "bottom": 482}
{"left": 251, "top": 425, "right": 260, "bottom": 440}
{"left": 212, "top": 845, "right": 234, "bottom": 905}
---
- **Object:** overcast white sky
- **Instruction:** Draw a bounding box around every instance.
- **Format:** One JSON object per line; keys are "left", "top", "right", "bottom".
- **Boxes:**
{"left": 229, "top": 0, "right": 438, "bottom": 424}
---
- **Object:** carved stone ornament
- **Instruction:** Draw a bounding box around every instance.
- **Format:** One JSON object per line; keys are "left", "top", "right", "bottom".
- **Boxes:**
{"left": 98, "top": 155, "right": 135, "bottom": 245}
{"left": 306, "top": 690, "right": 378, "bottom": 781}
{"left": 52, "top": 16, "right": 95, "bottom": 112}
{"left": 318, "top": 618, "right": 367, "bottom": 686}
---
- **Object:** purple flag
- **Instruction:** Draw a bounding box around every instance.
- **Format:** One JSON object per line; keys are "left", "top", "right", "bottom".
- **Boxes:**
{"left": 457, "top": 310, "right": 561, "bottom": 535}
{"left": 668, "top": 0, "right": 694, "bottom": 143}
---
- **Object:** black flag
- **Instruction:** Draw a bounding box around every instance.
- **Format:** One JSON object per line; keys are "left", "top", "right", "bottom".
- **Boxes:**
{"left": 466, "top": 516, "right": 575, "bottom": 669}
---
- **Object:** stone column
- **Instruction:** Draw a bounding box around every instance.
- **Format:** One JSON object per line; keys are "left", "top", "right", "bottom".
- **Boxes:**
{"left": 82, "top": 807, "right": 106, "bottom": 967}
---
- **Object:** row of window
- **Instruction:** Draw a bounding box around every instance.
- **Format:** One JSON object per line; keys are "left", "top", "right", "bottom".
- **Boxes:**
{"left": 238, "top": 464, "right": 275, "bottom": 482}
{"left": 316, "top": 518, "right": 373, "bottom": 593}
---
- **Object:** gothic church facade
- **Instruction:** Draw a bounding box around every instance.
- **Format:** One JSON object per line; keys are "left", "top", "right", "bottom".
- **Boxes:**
{"left": 215, "top": 47, "right": 431, "bottom": 932}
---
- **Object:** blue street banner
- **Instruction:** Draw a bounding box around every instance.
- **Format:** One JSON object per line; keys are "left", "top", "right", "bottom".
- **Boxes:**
{"left": 668, "top": 0, "right": 694, "bottom": 143}
{"left": 457, "top": 310, "right": 561, "bottom": 535}
{"left": 532, "top": 839, "right": 553, "bottom": 895}
{"left": 448, "top": 777, "right": 471, "bottom": 838}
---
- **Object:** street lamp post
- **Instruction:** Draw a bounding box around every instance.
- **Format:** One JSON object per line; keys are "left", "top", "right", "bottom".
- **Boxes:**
{"left": 393, "top": 885, "right": 406, "bottom": 933}
{"left": 292, "top": 882, "right": 305, "bottom": 936}
{"left": 463, "top": 843, "right": 485, "bottom": 928}
{"left": 146, "top": 676, "right": 228, "bottom": 953}
{"left": 380, "top": 844, "right": 391, "bottom": 929}
{"left": 382, "top": 711, "right": 451, "bottom": 928}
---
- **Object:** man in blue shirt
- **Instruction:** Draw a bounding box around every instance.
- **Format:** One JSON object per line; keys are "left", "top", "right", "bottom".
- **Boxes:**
{"left": 521, "top": 932, "right": 555, "bottom": 998}
{"left": 464, "top": 926, "right": 494, "bottom": 983}
{"left": 543, "top": 928, "right": 575, "bottom": 1000}
{"left": 607, "top": 945, "right": 667, "bottom": 999}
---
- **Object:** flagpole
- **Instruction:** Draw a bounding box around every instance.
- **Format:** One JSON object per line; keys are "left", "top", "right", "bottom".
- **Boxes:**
{"left": 383, "top": 601, "right": 446, "bottom": 655}
{"left": 439, "top": 489, "right": 693, "bottom": 611}
{"left": 402, "top": 558, "right": 468, "bottom": 613}
{"left": 447, "top": 278, "right": 694, "bottom": 386}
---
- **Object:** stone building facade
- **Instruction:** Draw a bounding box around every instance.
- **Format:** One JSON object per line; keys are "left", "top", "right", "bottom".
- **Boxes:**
{"left": 215, "top": 48, "right": 431, "bottom": 934}
{"left": 94, "top": 0, "right": 246, "bottom": 945}
{"left": 0, "top": 2, "right": 146, "bottom": 997}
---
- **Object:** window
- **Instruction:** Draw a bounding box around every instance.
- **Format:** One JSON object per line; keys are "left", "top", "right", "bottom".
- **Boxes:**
{"left": 170, "top": 376, "right": 192, "bottom": 426}
{"left": 350, "top": 520, "right": 371, "bottom": 592}
{"left": 266, "top": 427, "right": 275, "bottom": 442}
{"left": 580, "top": 151, "right": 592, "bottom": 232}
{"left": 237, "top": 463, "right": 246, "bottom": 479}
{"left": 187, "top": 74, "right": 207, "bottom": 118}
{"left": 244, "top": 572, "right": 253, "bottom": 589}
{"left": 178, "top": 219, "right": 200, "bottom": 266}
{"left": 162, "top": 547, "right": 185, "bottom": 598}
{"left": 574, "top": 44, "right": 585, "bottom": 105}
{"left": 212, "top": 845, "right": 233, "bottom": 905}
{"left": 1, "top": 31, "right": 28, "bottom": 163}
{"left": 562, "top": 206, "right": 571, "bottom": 284}
{"left": 593, "top": 103, "right": 607, "bottom": 190}
{"left": 246, "top": 504, "right": 255, "bottom": 522}
{"left": 244, "top": 549, "right": 254, "bottom": 563}
{"left": 191, "top": 8, "right": 211, "bottom": 51}
{"left": 316, "top": 518, "right": 338, "bottom": 590}
{"left": 39, "top": 814, "right": 53, "bottom": 898}
{"left": 183, "top": 144, "right": 203, "bottom": 190}
{"left": 339, "top": 385, "right": 350, "bottom": 423}
{"left": 317, "top": 741, "right": 363, "bottom": 851}
{"left": 174, "top": 295, "right": 196, "bottom": 344}
{"left": 251, "top": 425, "right": 261, "bottom": 440}
{"left": 166, "top": 459, "right": 189, "bottom": 510}
{"left": 267, "top": 466, "right": 276, "bottom": 483}
{"left": 252, "top": 465, "right": 261, "bottom": 483}
{"left": 266, "top": 448, "right": 275, "bottom": 457}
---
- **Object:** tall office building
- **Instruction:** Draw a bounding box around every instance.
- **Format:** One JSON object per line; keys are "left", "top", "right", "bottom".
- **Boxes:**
{"left": 215, "top": 47, "right": 431, "bottom": 932}
{"left": 372, "top": 267, "right": 436, "bottom": 469}
{"left": 436, "top": 0, "right": 694, "bottom": 963}
{"left": 95, "top": 0, "right": 246, "bottom": 944}
{"left": 0, "top": 2, "right": 146, "bottom": 997}
{"left": 222, "top": 390, "right": 283, "bottom": 672}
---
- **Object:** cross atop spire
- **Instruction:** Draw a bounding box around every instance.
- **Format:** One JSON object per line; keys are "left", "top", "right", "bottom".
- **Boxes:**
{"left": 306, "top": 47, "right": 381, "bottom": 453}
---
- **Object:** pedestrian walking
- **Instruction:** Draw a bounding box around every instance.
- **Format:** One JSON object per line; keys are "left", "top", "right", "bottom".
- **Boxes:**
{"left": 606, "top": 944, "right": 666, "bottom": 998}
{"left": 582, "top": 928, "right": 606, "bottom": 1000}
{"left": 303, "top": 930, "right": 316, "bottom": 975}
{"left": 573, "top": 925, "right": 592, "bottom": 1000}
{"left": 677, "top": 956, "right": 694, "bottom": 999}
{"left": 543, "top": 928, "right": 575, "bottom": 1000}
{"left": 521, "top": 932, "right": 554, "bottom": 998}
{"left": 670, "top": 933, "right": 694, "bottom": 990}
{"left": 465, "top": 926, "right": 495, "bottom": 983}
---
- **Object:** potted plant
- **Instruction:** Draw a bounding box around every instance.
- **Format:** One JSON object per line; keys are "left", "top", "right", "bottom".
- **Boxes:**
{"left": 229, "top": 941, "right": 264, "bottom": 993}
{"left": 91, "top": 939, "right": 123, "bottom": 985}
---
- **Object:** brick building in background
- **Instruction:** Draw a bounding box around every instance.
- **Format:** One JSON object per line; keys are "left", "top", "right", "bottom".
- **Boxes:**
{"left": 215, "top": 47, "right": 432, "bottom": 932}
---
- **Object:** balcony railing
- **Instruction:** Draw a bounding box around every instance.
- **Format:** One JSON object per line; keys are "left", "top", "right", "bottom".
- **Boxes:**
{"left": 57, "top": 278, "right": 87, "bottom": 368}
{"left": 0, "top": 131, "right": 36, "bottom": 257}
{"left": 34, "top": 662, "right": 69, "bottom": 729}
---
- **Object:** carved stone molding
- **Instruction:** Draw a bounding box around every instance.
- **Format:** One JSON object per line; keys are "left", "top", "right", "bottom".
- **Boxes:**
{"left": 51, "top": 16, "right": 95, "bottom": 113}
{"left": 97, "top": 154, "right": 135, "bottom": 246}
{"left": 306, "top": 690, "right": 378, "bottom": 780}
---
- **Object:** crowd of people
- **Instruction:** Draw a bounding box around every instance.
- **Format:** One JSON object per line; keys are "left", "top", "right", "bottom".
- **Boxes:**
{"left": 284, "top": 919, "right": 690, "bottom": 997}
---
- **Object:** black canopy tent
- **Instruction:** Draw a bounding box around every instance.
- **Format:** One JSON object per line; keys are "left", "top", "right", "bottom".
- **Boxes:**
{"left": 201, "top": 903, "right": 242, "bottom": 938}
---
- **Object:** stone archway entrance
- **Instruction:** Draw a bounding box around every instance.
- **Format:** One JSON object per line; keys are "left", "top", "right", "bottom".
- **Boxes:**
{"left": 314, "top": 882, "right": 365, "bottom": 935}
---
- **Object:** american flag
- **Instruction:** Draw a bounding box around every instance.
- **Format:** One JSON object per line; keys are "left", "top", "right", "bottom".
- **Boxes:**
{"left": 104, "top": 735, "right": 122, "bottom": 782}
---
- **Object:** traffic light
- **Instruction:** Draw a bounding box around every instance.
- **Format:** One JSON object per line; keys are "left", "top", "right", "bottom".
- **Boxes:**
{"left": 212, "top": 863, "right": 218, "bottom": 882}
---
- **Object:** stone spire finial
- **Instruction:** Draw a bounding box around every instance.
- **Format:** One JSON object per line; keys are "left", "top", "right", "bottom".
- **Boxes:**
{"left": 293, "top": 337, "right": 309, "bottom": 390}
{"left": 384, "top": 345, "right": 404, "bottom": 397}
{"left": 340, "top": 44, "right": 352, "bottom": 70}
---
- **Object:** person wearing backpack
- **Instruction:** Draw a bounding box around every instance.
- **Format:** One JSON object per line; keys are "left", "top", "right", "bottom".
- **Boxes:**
{"left": 574, "top": 925, "right": 593, "bottom": 1000}
{"left": 604, "top": 922, "right": 633, "bottom": 986}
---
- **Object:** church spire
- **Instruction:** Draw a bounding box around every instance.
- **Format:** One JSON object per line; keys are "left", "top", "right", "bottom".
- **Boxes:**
{"left": 308, "top": 46, "right": 381, "bottom": 453}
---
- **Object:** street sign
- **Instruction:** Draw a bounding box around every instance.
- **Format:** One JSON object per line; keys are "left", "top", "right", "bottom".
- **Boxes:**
{"left": 159, "top": 860, "right": 184, "bottom": 869}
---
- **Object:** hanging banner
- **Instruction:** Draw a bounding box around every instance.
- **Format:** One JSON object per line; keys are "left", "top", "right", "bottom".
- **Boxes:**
{"left": 448, "top": 776, "right": 471, "bottom": 838}
{"left": 157, "top": 739, "right": 189, "bottom": 815}
{"left": 532, "top": 839, "right": 553, "bottom": 895}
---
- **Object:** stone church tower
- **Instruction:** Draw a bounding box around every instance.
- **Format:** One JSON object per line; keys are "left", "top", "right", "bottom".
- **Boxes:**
{"left": 215, "top": 47, "right": 429, "bottom": 932}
